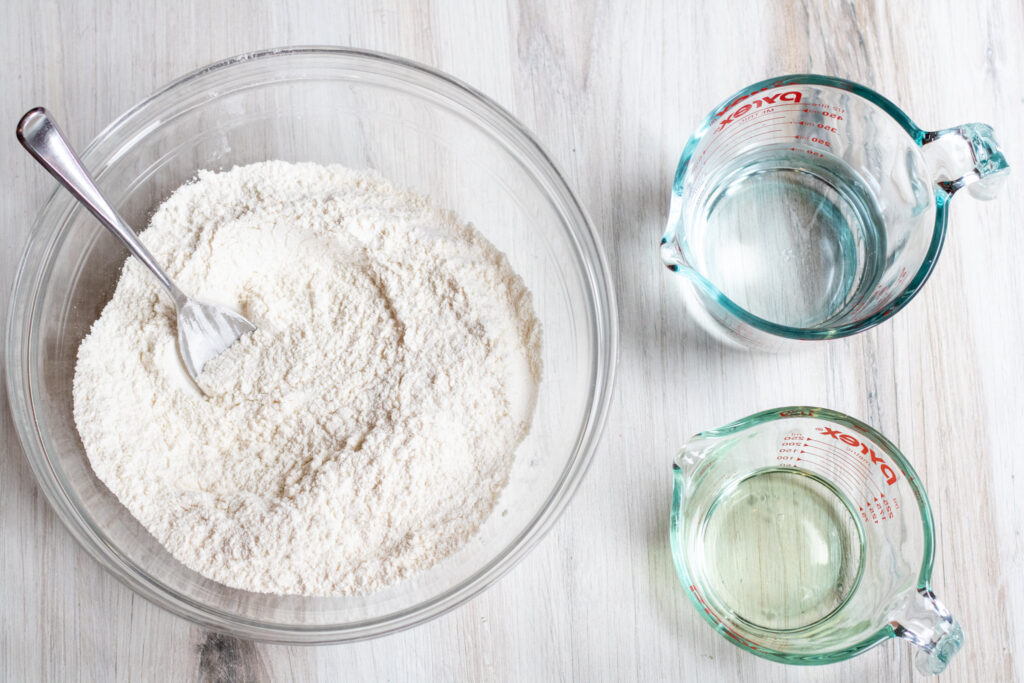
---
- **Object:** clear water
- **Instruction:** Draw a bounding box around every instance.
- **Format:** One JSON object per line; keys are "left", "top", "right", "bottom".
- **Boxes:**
{"left": 697, "top": 468, "right": 864, "bottom": 631}
{"left": 685, "top": 150, "right": 887, "bottom": 329}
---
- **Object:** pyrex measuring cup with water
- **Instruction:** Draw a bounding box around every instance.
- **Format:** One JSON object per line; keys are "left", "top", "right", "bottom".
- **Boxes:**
{"left": 670, "top": 407, "right": 961, "bottom": 675}
{"left": 661, "top": 75, "right": 1009, "bottom": 350}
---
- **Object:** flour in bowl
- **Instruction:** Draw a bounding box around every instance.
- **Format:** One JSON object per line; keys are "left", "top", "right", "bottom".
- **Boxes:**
{"left": 72, "top": 161, "right": 542, "bottom": 596}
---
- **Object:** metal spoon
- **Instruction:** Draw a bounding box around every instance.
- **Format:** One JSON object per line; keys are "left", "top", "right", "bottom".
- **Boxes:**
{"left": 17, "top": 107, "right": 256, "bottom": 385}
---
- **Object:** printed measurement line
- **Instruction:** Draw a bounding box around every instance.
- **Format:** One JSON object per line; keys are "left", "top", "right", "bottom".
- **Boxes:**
{"left": 789, "top": 451, "right": 866, "bottom": 496}
{"left": 804, "top": 436, "right": 893, "bottom": 496}
{"left": 692, "top": 101, "right": 847, "bottom": 174}
{"left": 778, "top": 449, "right": 863, "bottom": 496}
{"left": 803, "top": 438, "right": 874, "bottom": 476}
{"left": 801, "top": 441, "right": 886, "bottom": 499}
{"left": 714, "top": 132, "right": 790, "bottom": 159}
{"left": 804, "top": 437, "right": 879, "bottom": 476}
{"left": 806, "top": 458, "right": 864, "bottom": 498}
{"left": 709, "top": 103, "right": 821, "bottom": 136}
{"left": 705, "top": 103, "right": 843, "bottom": 158}
{"left": 704, "top": 125, "right": 835, "bottom": 168}
{"left": 710, "top": 102, "right": 818, "bottom": 135}
{"left": 795, "top": 120, "right": 845, "bottom": 138}
{"left": 799, "top": 444, "right": 871, "bottom": 483}
{"left": 800, "top": 440, "right": 887, "bottom": 500}
{"left": 708, "top": 114, "right": 788, "bottom": 150}
{"left": 700, "top": 118, "right": 789, "bottom": 162}
{"left": 710, "top": 129, "right": 784, "bottom": 161}
{"left": 700, "top": 138, "right": 794, "bottom": 169}
{"left": 859, "top": 493, "right": 896, "bottom": 524}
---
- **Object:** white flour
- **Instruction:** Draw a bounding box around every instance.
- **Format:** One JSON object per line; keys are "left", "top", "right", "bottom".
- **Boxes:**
{"left": 73, "top": 161, "right": 542, "bottom": 596}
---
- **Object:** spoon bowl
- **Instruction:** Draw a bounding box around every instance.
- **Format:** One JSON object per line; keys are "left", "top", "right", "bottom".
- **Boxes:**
{"left": 17, "top": 107, "right": 256, "bottom": 385}
{"left": 177, "top": 299, "right": 257, "bottom": 380}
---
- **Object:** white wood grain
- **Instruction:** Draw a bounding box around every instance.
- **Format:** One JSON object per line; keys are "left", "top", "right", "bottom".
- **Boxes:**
{"left": 2, "top": 1, "right": 1022, "bottom": 681}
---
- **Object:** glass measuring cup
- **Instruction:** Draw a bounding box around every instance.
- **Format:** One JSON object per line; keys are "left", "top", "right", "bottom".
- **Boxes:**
{"left": 670, "top": 407, "right": 961, "bottom": 675}
{"left": 661, "top": 75, "right": 1009, "bottom": 350}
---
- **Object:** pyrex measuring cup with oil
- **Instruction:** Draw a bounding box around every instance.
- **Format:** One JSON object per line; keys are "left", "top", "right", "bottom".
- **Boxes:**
{"left": 670, "top": 407, "right": 961, "bottom": 675}
{"left": 661, "top": 75, "right": 1009, "bottom": 350}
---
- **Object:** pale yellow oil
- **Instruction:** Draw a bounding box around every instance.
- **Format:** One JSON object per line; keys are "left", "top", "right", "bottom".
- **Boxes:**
{"left": 697, "top": 468, "right": 864, "bottom": 631}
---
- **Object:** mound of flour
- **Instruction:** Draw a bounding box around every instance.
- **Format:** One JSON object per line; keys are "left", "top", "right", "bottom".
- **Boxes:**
{"left": 73, "top": 161, "right": 541, "bottom": 596}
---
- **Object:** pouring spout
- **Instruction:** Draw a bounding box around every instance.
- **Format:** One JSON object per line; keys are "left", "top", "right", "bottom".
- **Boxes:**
{"left": 660, "top": 234, "right": 691, "bottom": 273}
{"left": 661, "top": 186, "right": 696, "bottom": 274}
{"left": 672, "top": 430, "right": 730, "bottom": 487}
{"left": 891, "top": 587, "right": 964, "bottom": 675}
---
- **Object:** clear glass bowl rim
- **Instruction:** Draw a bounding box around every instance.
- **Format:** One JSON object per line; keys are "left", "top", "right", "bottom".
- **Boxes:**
{"left": 5, "top": 46, "right": 619, "bottom": 643}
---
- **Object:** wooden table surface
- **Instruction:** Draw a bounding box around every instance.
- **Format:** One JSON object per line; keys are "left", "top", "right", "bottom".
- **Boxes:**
{"left": 3, "top": 1, "right": 1022, "bottom": 681}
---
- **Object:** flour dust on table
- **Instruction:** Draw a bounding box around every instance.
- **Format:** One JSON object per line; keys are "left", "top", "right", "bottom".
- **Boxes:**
{"left": 72, "top": 161, "right": 542, "bottom": 596}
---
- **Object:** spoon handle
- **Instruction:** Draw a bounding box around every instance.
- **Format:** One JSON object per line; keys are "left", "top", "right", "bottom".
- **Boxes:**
{"left": 17, "top": 107, "right": 187, "bottom": 309}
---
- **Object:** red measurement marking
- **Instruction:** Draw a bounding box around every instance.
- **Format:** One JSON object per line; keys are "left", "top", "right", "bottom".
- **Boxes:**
{"left": 710, "top": 122, "right": 783, "bottom": 157}
{"left": 816, "top": 426, "right": 899, "bottom": 486}
{"left": 800, "top": 439, "right": 888, "bottom": 500}
{"left": 803, "top": 438, "right": 873, "bottom": 476}
{"left": 860, "top": 494, "right": 900, "bottom": 524}
{"left": 714, "top": 137, "right": 793, "bottom": 161}
{"left": 786, "top": 448, "right": 868, "bottom": 497}
{"left": 801, "top": 441, "right": 874, "bottom": 479}
{"left": 715, "top": 91, "right": 804, "bottom": 130}
{"left": 689, "top": 586, "right": 759, "bottom": 651}
{"left": 707, "top": 103, "right": 822, "bottom": 142}
{"left": 854, "top": 266, "right": 912, "bottom": 315}
{"left": 781, "top": 448, "right": 865, "bottom": 497}
{"left": 796, "top": 120, "right": 839, "bottom": 134}
{"left": 701, "top": 115, "right": 788, "bottom": 162}
{"left": 706, "top": 105, "right": 805, "bottom": 152}
{"left": 793, "top": 135, "right": 832, "bottom": 147}
{"left": 801, "top": 107, "right": 845, "bottom": 122}
{"left": 802, "top": 103, "right": 847, "bottom": 114}
{"left": 696, "top": 103, "right": 843, "bottom": 173}
{"left": 711, "top": 129, "right": 784, "bottom": 161}
{"left": 798, "top": 446, "right": 880, "bottom": 493}
{"left": 799, "top": 444, "right": 868, "bottom": 477}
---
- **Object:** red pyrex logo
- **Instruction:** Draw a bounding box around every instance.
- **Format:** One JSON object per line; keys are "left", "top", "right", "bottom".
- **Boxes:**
{"left": 818, "top": 427, "right": 899, "bottom": 485}
{"left": 713, "top": 89, "right": 802, "bottom": 130}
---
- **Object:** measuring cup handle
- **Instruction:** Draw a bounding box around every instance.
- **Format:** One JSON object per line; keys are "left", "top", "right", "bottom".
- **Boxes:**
{"left": 921, "top": 123, "right": 1010, "bottom": 200}
{"left": 891, "top": 587, "right": 964, "bottom": 675}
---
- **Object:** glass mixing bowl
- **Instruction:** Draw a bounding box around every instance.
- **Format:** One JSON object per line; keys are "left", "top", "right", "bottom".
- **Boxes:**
{"left": 6, "top": 47, "right": 617, "bottom": 642}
